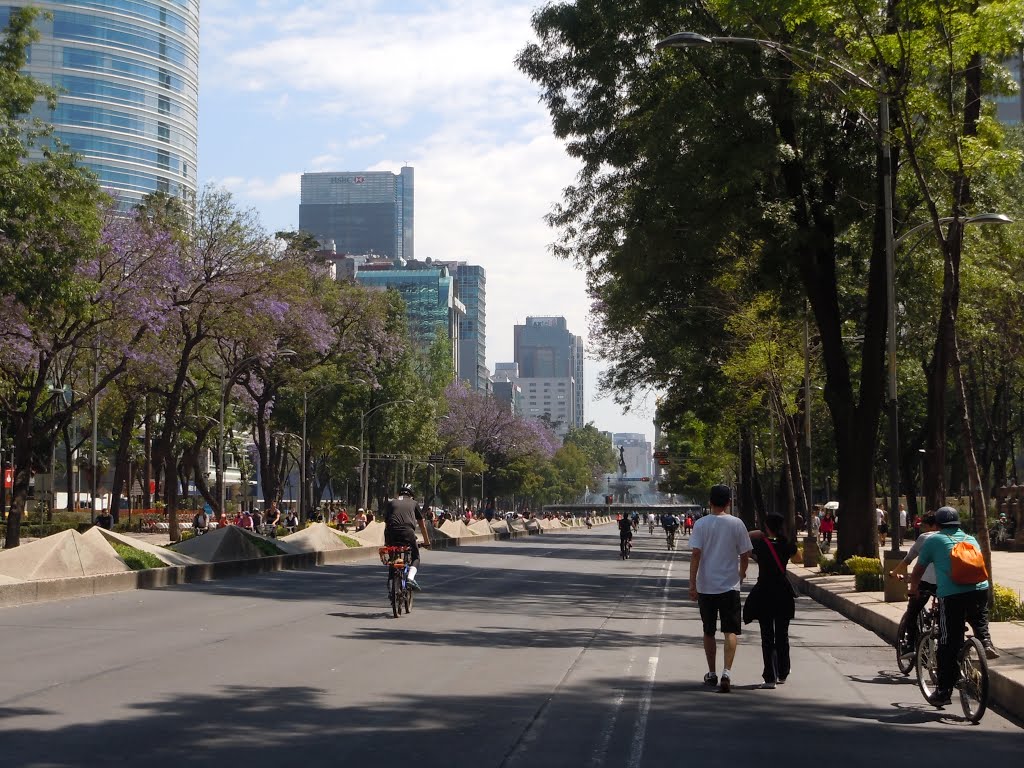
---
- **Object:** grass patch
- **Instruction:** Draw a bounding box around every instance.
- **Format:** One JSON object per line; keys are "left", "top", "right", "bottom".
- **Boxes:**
{"left": 336, "top": 533, "right": 361, "bottom": 548}
{"left": 242, "top": 532, "right": 285, "bottom": 556}
{"left": 110, "top": 541, "right": 165, "bottom": 570}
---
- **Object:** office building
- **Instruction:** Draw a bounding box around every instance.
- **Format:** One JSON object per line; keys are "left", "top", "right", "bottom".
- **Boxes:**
{"left": 355, "top": 259, "right": 464, "bottom": 375}
{"left": 613, "top": 433, "right": 652, "bottom": 478}
{"left": 491, "top": 363, "right": 522, "bottom": 415}
{"left": 2, "top": 1, "right": 200, "bottom": 206}
{"left": 996, "top": 49, "right": 1023, "bottom": 125}
{"left": 520, "top": 378, "right": 576, "bottom": 438}
{"left": 436, "top": 261, "right": 487, "bottom": 393}
{"left": 299, "top": 167, "right": 414, "bottom": 260}
{"left": 514, "top": 316, "right": 585, "bottom": 431}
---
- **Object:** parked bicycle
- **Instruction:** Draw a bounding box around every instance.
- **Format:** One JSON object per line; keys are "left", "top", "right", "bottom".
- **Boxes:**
{"left": 916, "top": 612, "right": 990, "bottom": 723}
{"left": 379, "top": 545, "right": 415, "bottom": 618}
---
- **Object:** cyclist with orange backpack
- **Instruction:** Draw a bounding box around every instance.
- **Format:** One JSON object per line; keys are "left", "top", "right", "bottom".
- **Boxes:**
{"left": 908, "top": 506, "right": 997, "bottom": 706}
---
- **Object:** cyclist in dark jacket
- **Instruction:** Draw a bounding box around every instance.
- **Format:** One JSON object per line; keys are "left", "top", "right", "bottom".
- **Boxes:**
{"left": 383, "top": 485, "right": 432, "bottom": 590}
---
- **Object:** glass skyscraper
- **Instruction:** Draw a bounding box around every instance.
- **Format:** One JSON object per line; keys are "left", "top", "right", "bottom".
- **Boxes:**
{"left": 438, "top": 261, "right": 487, "bottom": 393}
{"left": 1, "top": 1, "right": 200, "bottom": 206}
{"left": 299, "top": 168, "right": 414, "bottom": 261}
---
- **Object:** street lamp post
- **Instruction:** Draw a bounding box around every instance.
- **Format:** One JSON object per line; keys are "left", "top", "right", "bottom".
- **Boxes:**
{"left": 359, "top": 399, "right": 413, "bottom": 512}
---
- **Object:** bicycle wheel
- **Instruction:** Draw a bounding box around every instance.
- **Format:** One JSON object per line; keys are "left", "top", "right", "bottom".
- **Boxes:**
{"left": 404, "top": 587, "right": 413, "bottom": 614}
{"left": 958, "top": 637, "right": 989, "bottom": 723}
{"left": 916, "top": 632, "right": 938, "bottom": 702}
{"left": 388, "top": 570, "right": 400, "bottom": 618}
{"left": 896, "top": 613, "right": 916, "bottom": 675}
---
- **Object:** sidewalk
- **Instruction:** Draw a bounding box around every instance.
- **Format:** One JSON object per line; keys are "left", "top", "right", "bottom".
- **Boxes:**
{"left": 790, "top": 551, "right": 1024, "bottom": 723}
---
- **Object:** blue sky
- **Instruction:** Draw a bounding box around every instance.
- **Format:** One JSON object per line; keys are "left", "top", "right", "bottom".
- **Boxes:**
{"left": 198, "top": 0, "right": 656, "bottom": 440}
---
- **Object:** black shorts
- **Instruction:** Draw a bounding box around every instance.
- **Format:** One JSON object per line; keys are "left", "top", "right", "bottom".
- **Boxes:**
{"left": 878, "top": 524, "right": 889, "bottom": 534}
{"left": 698, "top": 591, "right": 742, "bottom": 636}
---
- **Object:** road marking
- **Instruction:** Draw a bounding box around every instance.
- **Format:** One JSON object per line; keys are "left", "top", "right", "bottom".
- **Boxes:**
{"left": 627, "top": 561, "right": 672, "bottom": 768}
{"left": 589, "top": 653, "right": 635, "bottom": 768}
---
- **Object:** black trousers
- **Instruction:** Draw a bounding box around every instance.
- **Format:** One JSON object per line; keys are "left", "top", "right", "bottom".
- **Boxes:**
{"left": 904, "top": 581, "right": 936, "bottom": 649}
{"left": 937, "top": 590, "right": 990, "bottom": 692}
{"left": 758, "top": 615, "right": 791, "bottom": 683}
{"left": 384, "top": 528, "right": 420, "bottom": 570}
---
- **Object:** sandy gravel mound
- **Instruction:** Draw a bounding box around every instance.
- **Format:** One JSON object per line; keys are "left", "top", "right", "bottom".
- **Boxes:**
{"left": 282, "top": 523, "right": 351, "bottom": 553}
{"left": 168, "top": 525, "right": 269, "bottom": 562}
{"left": 0, "top": 529, "right": 130, "bottom": 580}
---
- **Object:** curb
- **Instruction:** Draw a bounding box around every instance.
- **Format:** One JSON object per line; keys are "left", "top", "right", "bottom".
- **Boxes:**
{"left": 789, "top": 569, "right": 1024, "bottom": 724}
{"left": 0, "top": 526, "right": 555, "bottom": 610}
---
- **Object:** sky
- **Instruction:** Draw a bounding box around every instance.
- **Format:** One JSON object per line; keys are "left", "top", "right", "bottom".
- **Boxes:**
{"left": 198, "top": 0, "right": 656, "bottom": 440}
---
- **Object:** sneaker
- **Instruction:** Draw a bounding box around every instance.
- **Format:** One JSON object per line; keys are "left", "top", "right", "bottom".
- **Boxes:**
{"left": 985, "top": 645, "right": 1000, "bottom": 660}
{"left": 927, "top": 689, "right": 952, "bottom": 707}
{"left": 719, "top": 672, "right": 731, "bottom": 693}
{"left": 759, "top": 681, "right": 776, "bottom": 690}
{"left": 777, "top": 677, "right": 788, "bottom": 685}
{"left": 703, "top": 672, "right": 718, "bottom": 687}
{"left": 407, "top": 578, "right": 421, "bottom": 591}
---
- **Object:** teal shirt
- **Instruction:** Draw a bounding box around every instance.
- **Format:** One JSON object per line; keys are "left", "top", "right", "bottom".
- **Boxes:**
{"left": 916, "top": 528, "right": 990, "bottom": 598}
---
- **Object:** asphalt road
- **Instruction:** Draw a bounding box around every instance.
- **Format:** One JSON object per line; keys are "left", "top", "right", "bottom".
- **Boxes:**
{"left": 0, "top": 527, "right": 1021, "bottom": 768}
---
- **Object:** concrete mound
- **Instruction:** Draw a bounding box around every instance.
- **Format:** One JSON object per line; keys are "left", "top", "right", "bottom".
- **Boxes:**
{"left": 488, "top": 520, "right": 510, "bottom": 534}
{"left": 0, "top": 529, "right": 131, "bottom": 581}
{"left": 467, "top": 520, "right": 494, "bottom": 536}
{"left": 168, "top": 524, "right": 270, "bottom": 562}
{"left": 282, "top": 523, "right": 351, "bottom": 553}
{"left": 347, "top": 520, "right": 385, "bottom": 547}
{"left": 437, "top": 520, "right": 480, "bottom": 539}
{"left": 87, "top": 527, "right": 201, "bottom": 567}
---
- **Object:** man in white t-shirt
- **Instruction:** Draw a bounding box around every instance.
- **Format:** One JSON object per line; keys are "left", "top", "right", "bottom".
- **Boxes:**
{"left": 898, "top": 505, "right": 908, "bottom": 544}
{"left": 688, "top": 484, "right": 752, "bottom": 693}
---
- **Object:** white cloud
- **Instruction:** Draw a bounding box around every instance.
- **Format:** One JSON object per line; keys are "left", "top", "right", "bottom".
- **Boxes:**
{"left": 198, "top": 0, "right": 655, "bottom": 436}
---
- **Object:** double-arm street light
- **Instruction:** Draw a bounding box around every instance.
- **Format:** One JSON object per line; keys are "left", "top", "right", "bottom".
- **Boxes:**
{"left": 657, "top": 31, "right": 1012, "bottom": 572}
{"left": 360, "top": 399, "right": 414, "bottom": 511}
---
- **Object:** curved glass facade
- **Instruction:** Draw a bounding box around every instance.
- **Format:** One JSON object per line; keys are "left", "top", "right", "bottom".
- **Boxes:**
{"left": 1, "top": 1, "right": 199, "bottom": 206}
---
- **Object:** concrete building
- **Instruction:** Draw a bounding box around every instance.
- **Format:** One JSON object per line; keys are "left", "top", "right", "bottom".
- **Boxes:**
{"left": 491, "top": 363, "right": 522, "bottom": 415}
{"left": 613, "top": 433, "right": 652, "bottom": 478}
{"left": 299, "top": 167, "right": 414, "bottom": 261}
{"left": 519, "top": 377, "right": 576, "bottom": 438}
{"left": 513, "top": 316, "right": 584, "bottom": 431}
{"left": 2, "top": 1, "right": 200, "bottom": 206}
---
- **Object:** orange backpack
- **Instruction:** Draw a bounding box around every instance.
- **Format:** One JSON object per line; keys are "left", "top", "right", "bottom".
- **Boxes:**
{"left": 949, "top": 537, "right": 989, "bottom": 585}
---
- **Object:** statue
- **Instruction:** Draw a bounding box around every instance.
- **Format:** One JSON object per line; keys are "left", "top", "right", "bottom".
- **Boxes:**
{"left": 618, "top": 446, "right": 627, "bottom": 475}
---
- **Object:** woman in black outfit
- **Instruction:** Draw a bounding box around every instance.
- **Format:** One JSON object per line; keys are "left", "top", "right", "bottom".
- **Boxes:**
{"left": 745, "top": 513, "right": 797, "bottom": 689}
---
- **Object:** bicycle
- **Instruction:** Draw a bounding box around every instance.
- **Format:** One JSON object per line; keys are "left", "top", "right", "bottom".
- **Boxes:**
{"left": 379, "top": 546, "right": 414, "bottom": 618}
{"left": 896, "top": 591, "right": 937, "bottom": 675}
{"left": 916, "top": 610, "right": 990, "bottom": 723}
{"left": 665, "top": 527, "right": 677, "bottom": 551}
{"left": 620, "top": 537, "right": 632, "bottom": 559}
{"left": 648, "top": 521, "right": 656, "bottom": 535}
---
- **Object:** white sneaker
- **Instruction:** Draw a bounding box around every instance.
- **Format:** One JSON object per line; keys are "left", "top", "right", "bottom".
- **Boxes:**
{"left": 719, "top": 672, "right": 731, "bottom": 693}
{"left": 759, "top": 681, "right": 776, "bottom": 689}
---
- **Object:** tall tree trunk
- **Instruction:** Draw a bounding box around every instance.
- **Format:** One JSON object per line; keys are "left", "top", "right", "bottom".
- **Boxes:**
{"left": 109, "top": 402, "right": 138, "bottom": 525}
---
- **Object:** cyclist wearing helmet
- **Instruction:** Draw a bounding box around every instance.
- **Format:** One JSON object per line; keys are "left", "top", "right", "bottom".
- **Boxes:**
{"left": 383, "top": 485, "right": 432, "bottom": 590}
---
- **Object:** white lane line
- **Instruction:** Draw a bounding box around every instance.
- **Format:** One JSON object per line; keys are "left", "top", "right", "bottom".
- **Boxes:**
{"left": 627, "top": 561, "right": 672, "bottom": 768}
{"left": 589, "top": 652, "right": 635, "bottom": 768}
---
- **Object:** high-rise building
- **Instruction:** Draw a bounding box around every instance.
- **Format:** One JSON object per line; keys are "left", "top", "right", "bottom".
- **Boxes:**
{"left": 513, "top": 316, "right": 584, "bottom": 432}
{"left": 299, "top": 167, "right": 414, "bottom": 261}
{"left": 491, "top": 363, "right": 522, "bottom": 415}
{"left": 996, "top": 49, "right": 1023, "bottom": 126}
{"left": 436, "top": 261, "right": 487, "bottom": 393}
{"left": 355, "top": 260, "right": 464, "bottom": 376}
{"left": 3, "top": 1, "right": 200, "bottom": 206}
